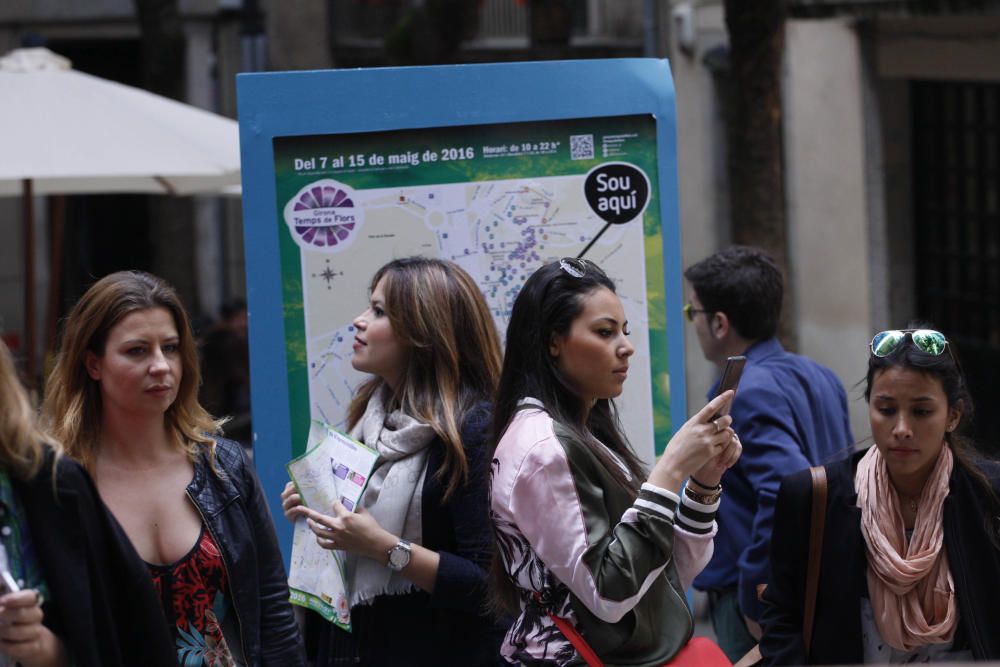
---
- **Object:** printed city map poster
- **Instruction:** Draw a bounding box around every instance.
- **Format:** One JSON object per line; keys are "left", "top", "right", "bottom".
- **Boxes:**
{"left": 272, "top": 115, "right": 672, "bottom": 459}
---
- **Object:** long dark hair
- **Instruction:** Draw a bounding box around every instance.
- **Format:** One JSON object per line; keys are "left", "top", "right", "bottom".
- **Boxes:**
{"left": 865, "top": 324, "right": 1000, "bottom": 543}
{"left": 489, "top": 259, "right": 645, "bottom": 613}
{"left": 347, "top": 257, "right": 502, "bottom": 500}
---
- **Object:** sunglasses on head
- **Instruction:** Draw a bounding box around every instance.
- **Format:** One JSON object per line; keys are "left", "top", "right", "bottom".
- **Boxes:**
{"left": 558, "top": 257, "right": 604, "bottom": 278}
{"left": 870, "top": 329, "right": 949, "bottom": 358}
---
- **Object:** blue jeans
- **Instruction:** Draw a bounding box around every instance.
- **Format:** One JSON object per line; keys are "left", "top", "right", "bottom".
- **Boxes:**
{"left": 706, "top": 588, "right": 757, "bottom": 663}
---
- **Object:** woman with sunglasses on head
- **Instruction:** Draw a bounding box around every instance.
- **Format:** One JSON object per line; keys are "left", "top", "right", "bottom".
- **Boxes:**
{"left": 490, "top": 258, "right": 742, "bottom": 666}
{"left": 759, "top": 326, "right": 1000, "bottom": 664}
{"left": 0, "top": 339, "right": 175, "bottom": 667}
{"left": 280, "top": 257, "right": 508, "bottom": 666}
{"left": 42, "top": 271, "right": 303, "bottom": 666}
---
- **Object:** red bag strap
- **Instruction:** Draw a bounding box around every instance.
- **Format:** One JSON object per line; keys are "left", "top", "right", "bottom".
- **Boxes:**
{"left": 532, "top": 592, "right": 733, "bottom": 667}
{"left": 533, "top": 592, "right": 604, "bottom": 667}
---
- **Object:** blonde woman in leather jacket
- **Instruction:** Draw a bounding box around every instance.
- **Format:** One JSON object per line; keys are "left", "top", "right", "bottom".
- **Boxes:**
{"left": 43, "top": 271, "right": 304, "bottom": 666}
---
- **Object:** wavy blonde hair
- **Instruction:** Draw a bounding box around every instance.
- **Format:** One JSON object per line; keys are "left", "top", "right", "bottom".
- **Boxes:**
{"left": 42, "top": 271, "right": 222, "bottom": 473}
{"left": 347, "top": 257, "right": 502, "bottom": 500}
{"left": 0, "top": 339, "right": 50, "bottom": 480}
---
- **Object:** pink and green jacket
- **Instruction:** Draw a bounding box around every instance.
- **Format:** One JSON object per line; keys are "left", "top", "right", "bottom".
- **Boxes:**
{"left": 490, "top": 401, "right": 719, "bottom": 666}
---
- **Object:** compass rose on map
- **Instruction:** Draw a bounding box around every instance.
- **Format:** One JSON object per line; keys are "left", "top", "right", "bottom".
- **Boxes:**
{"left": 283, "top": 179, "right": 364, "bottom": 252}
{"left": 311, "top": 259, "right": 344, "bottom": 291}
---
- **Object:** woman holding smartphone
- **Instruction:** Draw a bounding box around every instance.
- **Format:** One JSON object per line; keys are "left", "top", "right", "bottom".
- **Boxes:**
{"left": 0, "top": 339, "right": 174, "bottom": 667}
{"left": 281, "top": 257, "right": 507, "bottom": 666}
{"left": 490, "top": 258, "right": 742, "bottom": 666}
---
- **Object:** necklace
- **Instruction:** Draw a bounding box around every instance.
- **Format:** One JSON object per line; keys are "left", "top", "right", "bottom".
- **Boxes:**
{"left": 902, "top": 496, "right": 918, "bottom": 513}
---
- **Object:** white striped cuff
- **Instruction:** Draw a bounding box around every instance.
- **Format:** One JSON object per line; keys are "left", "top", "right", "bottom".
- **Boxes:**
{"left": 633, "top": 483, "right": 680, "bottom": 521}
{"left": 676, "top": 489, "right": 720, "bottom": 534}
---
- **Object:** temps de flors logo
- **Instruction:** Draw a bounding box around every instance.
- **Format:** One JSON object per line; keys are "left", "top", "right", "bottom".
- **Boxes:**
{"left": 284, "top": 179, "right": 363, "bottom": 252}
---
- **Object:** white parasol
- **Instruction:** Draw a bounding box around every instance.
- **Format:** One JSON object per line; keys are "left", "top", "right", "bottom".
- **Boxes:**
{"left": 0, "top": 47, "right": 242, "bottom": 383}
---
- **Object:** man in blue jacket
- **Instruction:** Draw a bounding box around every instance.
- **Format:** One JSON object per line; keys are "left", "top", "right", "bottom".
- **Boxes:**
{"left": 684, "top": 246, "right": 853, "bottom": 661}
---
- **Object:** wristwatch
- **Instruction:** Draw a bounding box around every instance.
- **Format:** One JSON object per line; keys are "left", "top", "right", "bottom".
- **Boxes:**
{"left": 386, "top": 539, "right": 412, "bottom": 572}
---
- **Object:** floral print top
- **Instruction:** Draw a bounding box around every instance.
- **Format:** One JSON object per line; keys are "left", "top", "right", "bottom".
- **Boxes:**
{"left": 148, "top": 526, "right": 237, "bottom": 667}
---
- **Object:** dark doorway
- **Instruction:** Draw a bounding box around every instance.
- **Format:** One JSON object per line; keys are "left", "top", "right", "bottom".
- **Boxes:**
{"left": 62, "top": 195, "right": 153, "bottom": 298}
{"left": 41, "top": 38, "right": 154, "bottom": 310}
{"left": 911, "top": 80, "right": 1000, "bottom": 454}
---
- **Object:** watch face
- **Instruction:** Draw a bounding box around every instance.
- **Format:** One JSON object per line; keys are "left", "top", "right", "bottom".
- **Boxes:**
{"left": 388, "top": 543, "right": 411, "bottom": 570}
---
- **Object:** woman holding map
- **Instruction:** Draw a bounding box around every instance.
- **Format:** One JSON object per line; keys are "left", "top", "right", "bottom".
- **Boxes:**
{"left": 281, "top": 256, "right": 507, "bottom": 666}
{"left": 489, "top": 258, "right": 741, "bottom": 666}
{"left": 43, "top": 271, "right": 304, "bottom": 666}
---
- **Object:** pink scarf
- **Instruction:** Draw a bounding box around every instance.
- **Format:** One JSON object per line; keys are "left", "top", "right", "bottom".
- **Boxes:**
{"left": 855, "top": 443, "right": 957, "bottom": 652}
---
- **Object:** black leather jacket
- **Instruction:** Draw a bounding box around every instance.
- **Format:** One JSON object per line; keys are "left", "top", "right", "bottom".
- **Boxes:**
{"left": 761, "top": 449, "right": 1000, "bottom": 664}
{"left": 186, "top": 438, "right": 305, "bottom": 666}
{"left": 18, "top": 448, "right": 176, "bottom": 667}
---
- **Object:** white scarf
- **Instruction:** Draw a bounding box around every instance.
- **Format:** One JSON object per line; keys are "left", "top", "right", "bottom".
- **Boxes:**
{"left": 345, "top": 389, "right": 435, "bottom": 607}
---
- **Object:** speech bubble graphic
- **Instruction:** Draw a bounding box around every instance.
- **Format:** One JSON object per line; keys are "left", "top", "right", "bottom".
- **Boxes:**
{"left": 578, "top": 162, "right": 651, "bottom": 258}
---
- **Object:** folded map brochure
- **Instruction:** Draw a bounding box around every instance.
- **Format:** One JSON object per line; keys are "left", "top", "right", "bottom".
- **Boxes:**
{"left": 286, "top": 421, "right": 378, "bottom": 631}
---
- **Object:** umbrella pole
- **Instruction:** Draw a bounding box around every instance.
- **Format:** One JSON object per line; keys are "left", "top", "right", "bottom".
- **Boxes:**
{"left": 45, "top": 196, "right": 65, "bottom": 379}
{"left": 22, "top": 179, "right": 36, "bottom": 389}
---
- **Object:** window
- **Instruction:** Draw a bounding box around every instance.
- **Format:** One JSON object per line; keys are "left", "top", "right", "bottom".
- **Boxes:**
{"left": 912, "top": 80, "right": 1000, "bottom": 449}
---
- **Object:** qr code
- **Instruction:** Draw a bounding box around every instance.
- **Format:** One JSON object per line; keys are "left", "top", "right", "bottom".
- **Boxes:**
{"left": 570, "top": 134, "right": 594, "bottom": 160}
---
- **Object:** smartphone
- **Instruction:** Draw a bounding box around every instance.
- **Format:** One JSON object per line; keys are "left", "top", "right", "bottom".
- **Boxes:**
{"left": 0, "top": 570, "right": 20, "bottom": 595}
{"left": 710, "top": 355, "right": 747, "bottom": 419}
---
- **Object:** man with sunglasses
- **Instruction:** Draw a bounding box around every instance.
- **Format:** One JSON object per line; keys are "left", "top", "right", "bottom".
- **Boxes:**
{"left": 683, "top": 246, "right": 853, "bottom": 661}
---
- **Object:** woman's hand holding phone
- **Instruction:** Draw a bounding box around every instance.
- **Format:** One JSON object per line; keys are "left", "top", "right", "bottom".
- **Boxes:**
{"left": 690, "top": 430, "right": 742, "bottom": 488}
{"left": 648, "top": 390, "right": 737, "bottom": 493}
{"left": 685, "top": 355, "right": 746, "bottom": 486}
{"left": 0, "top": 589, "right": 68, "bottom": 667}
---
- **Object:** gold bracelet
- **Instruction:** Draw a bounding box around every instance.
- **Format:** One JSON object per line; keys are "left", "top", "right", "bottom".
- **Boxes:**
{"left": 684, "top": 484, "right": 721, "bottom": 505}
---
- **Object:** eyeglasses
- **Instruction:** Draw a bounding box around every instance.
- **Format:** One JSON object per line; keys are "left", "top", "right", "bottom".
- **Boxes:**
{"left": 683, "top": 303, "right": 711, "bottom": 322}
{"left": 870, "top": 329, "right": 950, "bottom": 358}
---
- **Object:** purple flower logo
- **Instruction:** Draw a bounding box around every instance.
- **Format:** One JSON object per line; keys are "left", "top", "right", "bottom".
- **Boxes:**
{"left": 284, "top": 179, "right": 364, "bottom": 251}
